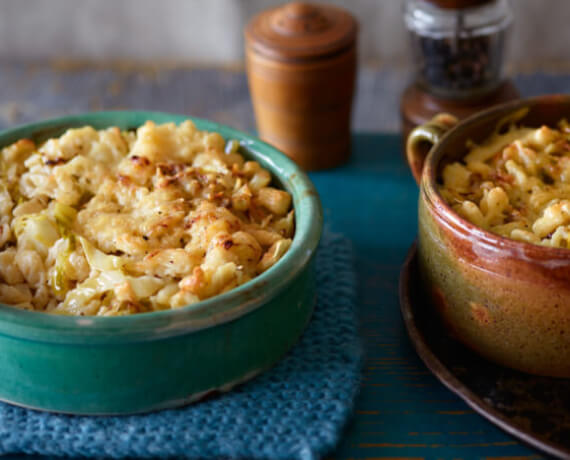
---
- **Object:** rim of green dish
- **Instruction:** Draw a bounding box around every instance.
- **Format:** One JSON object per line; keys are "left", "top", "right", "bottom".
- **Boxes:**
{"left": 0, "top": 111, "right": 323, "bottom": 344}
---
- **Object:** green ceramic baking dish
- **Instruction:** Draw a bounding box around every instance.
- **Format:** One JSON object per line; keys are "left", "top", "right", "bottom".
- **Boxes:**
{"left": 0, "top": 111, "right": 322, "bottom": 415}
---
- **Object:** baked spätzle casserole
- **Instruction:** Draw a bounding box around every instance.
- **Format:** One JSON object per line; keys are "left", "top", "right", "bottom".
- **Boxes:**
{"left": 0, "top": 121, "right": 294, "bottom": 315}
{"left": 439, "top": 113, "right": 570, "bottom": 248}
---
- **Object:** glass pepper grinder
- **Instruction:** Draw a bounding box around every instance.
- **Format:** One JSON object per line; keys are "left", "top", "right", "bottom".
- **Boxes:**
{"left": 401, "top": 0, "right": 519, "bottom": 142}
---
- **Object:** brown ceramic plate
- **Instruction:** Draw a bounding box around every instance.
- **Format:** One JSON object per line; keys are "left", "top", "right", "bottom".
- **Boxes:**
{"left": 400, "top": 243, "right": 570, "bottom": 459}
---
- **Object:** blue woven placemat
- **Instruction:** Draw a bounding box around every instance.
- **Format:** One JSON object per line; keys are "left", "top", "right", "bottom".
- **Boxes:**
{"left": 0, "top": 232, "right": 361, "bottom": 460}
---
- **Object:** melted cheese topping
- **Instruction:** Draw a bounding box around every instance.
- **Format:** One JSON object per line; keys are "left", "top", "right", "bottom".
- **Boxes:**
{"left": 439, "top": 117, "right": 570, "bottom": 248}
{"left": 0, "top": 121, "right": 294, "bottom": 315}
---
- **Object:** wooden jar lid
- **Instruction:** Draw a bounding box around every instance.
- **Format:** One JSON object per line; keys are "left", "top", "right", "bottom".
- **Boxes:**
{"left": 245, "top": 2, "right": 358, "bottom": 62}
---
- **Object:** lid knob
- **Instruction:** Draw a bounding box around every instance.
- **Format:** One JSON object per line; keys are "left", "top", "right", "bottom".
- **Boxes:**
{"left": 284, "top": 2, "right": 318, "bottom": 18}
{"left": 271, "top": 2, "right": 329, "bottom": 36}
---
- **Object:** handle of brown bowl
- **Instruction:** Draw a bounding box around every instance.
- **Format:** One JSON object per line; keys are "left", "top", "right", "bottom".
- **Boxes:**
{"left": 406, "top": 113, "right": 458, "bottom": 184}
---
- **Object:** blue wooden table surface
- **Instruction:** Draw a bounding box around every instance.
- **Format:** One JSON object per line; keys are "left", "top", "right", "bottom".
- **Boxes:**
{"left": 310, "top": 134, "right": 543, "bottom": 460}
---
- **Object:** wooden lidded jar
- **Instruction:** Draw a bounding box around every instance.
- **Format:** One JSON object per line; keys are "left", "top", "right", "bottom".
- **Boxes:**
{"left": 245, "top": 2, "right": 358, "bottom": 171}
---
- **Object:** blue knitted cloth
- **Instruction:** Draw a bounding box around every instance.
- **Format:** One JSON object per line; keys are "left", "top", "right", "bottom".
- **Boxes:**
{"left": 0, "top": 233, "right": 361, "bottom": 460}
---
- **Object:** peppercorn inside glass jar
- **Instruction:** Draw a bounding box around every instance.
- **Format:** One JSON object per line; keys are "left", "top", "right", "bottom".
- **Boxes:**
{"left": 404, "top": 0, "right": 512, "bottom": 98}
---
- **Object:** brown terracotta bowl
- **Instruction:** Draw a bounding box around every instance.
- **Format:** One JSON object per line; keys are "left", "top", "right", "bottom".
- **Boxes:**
{"left": 406, "top": 94, "right": 570, "bottom": 378}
